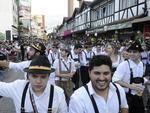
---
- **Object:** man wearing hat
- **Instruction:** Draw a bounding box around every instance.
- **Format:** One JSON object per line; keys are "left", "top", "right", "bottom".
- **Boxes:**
{"left": 0, "top": 55, "right": 67, "bottom": 113}
{"left": 112, "top": 41, "right": 146, "bottom": 113}
{"left": 0, "top": 41, "right": 46, "bottom": 79}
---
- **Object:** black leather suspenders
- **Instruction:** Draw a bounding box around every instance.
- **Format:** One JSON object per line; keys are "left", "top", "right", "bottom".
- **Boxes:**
{"left": 84, "top": 84, "right": 121, "bottom": 113}
{"left": 21, "top": 82, "right": 29, "bottom": 113}
{"left": 84, "top": 85, "right": 99, "bottom": 113}
{"left": 48, "top": 85, "right": 54, "bottom": 113}
{"left": 112, "top": 83, "right": 121, "bottom": 113}
{"left": 21, "top": 82, "right": 54, "bottom": 113}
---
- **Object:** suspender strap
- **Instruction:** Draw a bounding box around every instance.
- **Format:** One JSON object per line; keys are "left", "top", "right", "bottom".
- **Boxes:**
{"left": 112, "top": 83, "right": 121, "bottom": 113}
{"left": 48, "top": 85, "right": 54, "bottom": 113}
{"left": 21, "top": 83, "right": 54, "bottom": 113}
{"left": 127, "top": 60, "right": 133, "bottom": 94}
{"left": 21, "top": 82, "right": 29, "bottom": 113}
{"left": 84, "top": 85, "right": 99, "bottom": 113}
{"left": 50, "top": 53, "right": 54, "bottom": 64}
{"left": 59, "top": 59, "right": 62, "bottom": 81}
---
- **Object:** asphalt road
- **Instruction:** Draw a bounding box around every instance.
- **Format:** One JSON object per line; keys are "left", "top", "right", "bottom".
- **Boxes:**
{"left": 0, "top": 69, "right": 24, "bottom": 113}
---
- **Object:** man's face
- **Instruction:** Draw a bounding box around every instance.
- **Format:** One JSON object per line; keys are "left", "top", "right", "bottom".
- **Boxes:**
{"left": 27, "top": 47, "right": 36, "bottom": 60}
{"left": 129, "top": 50, "right": 140, "bottom": 62}
{"left": 74, "top": 48, "right": 82, "bottom": 54}
{"left": 89, "top": 65, "right": 112, "bottom": 93}
{"left": 28, "top": 74, "right": 49, "bottom": 93}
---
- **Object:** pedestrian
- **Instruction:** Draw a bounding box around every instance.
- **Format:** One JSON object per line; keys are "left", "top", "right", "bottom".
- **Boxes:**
{"left": 0, "top": 55, "right": 67, "bottom": 113}
{"left": 112, "top": 41, "right": 145, "bottom": 113}
{"left": 69, "top": 55, "right": 128, "bottom": 113}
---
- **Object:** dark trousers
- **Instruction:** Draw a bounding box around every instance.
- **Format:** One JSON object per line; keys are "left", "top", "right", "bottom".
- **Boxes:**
{"left": 72, "top": 69, "right": 80, "bottom": 90}
{"left": 126, "top": 93, "right": 145, "bottom": 113}
{"left": 144, "top": 64, "right": 150, "bottom": 77}
{"left": 80, "top": 66, "right": 90, "bottom": 85}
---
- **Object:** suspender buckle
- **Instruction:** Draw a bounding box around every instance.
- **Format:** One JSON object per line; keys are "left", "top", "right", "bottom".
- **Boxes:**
{"left": 48, "top": 108, "right": 52, "bottom": 112}
{"left": 20, "top": 107, "right": 25, "bottom": 112}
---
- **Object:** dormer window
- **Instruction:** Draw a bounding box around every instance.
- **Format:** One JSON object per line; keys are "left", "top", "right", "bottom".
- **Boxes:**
{"left": 101, "top": 6, "right": 107, "bottom": 18}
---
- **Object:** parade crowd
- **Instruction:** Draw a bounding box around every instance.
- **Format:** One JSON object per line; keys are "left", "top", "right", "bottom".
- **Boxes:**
{"left": 0, "top": 32, "right": 150, "bottom": 113}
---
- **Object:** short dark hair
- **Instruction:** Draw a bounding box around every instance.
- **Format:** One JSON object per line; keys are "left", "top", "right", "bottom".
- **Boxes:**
{"left": 89, "top": 55, "right": 112, "bottom": 71}
{"left": 74, "top": 44, "right": 82, "bottom": 49}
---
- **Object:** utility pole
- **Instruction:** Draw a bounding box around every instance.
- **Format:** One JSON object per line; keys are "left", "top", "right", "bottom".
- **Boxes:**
{"left": 17, "top": 0, "right": 20, "bottom": 41}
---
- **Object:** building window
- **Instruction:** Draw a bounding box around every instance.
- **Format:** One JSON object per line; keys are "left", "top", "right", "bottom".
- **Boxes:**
{"left": 97, "top": 10, "right": 100, "bottom": 19}
{"left": 101, "top": 6, "right": 107, "bottom": 18}
{"left": 108, "top": 3, "right": 114, "bottom": 15}
{"left": 120, "top": 0, "right": 138, "bottom": 9}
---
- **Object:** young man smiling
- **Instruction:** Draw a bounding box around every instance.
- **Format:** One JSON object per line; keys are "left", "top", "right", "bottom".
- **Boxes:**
{"left": 69, "top": 55, "right": 128, "bottom": 113}
{"left": 113, "top": 41, "right": 145, "bottom": 113}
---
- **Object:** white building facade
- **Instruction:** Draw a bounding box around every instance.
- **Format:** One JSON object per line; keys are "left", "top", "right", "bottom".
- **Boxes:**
{"left": 0, "top": 0, "right": 18, "bottom": 40}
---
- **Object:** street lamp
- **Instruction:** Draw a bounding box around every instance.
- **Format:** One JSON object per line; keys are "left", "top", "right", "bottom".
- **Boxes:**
{"left": 94, "top": 32, "right": 97, "bottom": 37}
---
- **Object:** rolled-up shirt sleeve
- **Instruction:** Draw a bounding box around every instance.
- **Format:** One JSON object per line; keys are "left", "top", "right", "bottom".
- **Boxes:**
{"left": 112, "top": 62, "right": 127, "bottom": 82}
{"left": 9, "top": 61, "right": 31, "bottom": 72}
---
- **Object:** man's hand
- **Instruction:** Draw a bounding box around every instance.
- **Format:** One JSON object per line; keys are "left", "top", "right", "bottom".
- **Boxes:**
{"left": 0, "top": 60, "right": 9, "bottom": 68}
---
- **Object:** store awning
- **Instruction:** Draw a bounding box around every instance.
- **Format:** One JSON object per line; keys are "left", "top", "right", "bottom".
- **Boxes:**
{"left": 132, "top": 17, "right": 150, "bottom": 23}
{"left": 63, "top": 30, "right": 72, "bottom": 36}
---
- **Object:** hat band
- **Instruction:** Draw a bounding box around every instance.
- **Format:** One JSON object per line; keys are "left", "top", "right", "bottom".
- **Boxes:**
{"left": 29, "top": 66, "right": 51, "bottom": 71}
{"left": 32, "top": 45, "right": 41, "bottom": 51}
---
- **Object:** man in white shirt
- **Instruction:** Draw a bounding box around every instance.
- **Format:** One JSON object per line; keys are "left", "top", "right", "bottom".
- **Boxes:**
{"left": 0, "top": 55, "right": 67, "bottom": 113}
{"left": 53, "top": 46, "right": 76, "bottom": 103}
{"left": 112, "top": 41, "right": 145, "bottom": 113}
{"left": 69, "top": 55, "right": 128, "bottom": 113}
{"left": 0, "top": 41, "right": 46, "bottom": 79}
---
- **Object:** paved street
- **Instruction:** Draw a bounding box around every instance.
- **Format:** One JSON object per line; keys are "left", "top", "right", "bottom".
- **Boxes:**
{"left": 0, "top": 69, "right": 24, "bottom": 113}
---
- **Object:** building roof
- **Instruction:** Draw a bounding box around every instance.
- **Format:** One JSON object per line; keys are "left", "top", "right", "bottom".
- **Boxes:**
{"left": 79, "top": 1, "right": 92, "bottom": 13}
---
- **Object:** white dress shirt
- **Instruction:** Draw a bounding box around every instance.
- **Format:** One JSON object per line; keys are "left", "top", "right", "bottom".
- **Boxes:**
{"left": 112, "top": 59, "right": 144, "bottom": 94}
{"left": 9, "top": 60, "right": 31, "bottom": 79}
{"left": 0, "top": 80, "right": 67, "bottom": 113}
{"left": 53, "top": 57, "right": 76, "bottom": 81}
{"left": 69, "top": 82, "right": 128, "bottom": 113}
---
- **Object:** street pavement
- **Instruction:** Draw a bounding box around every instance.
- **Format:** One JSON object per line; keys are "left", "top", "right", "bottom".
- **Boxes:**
{"left": 0, "top": 69, "right": 24, "bottom": 113}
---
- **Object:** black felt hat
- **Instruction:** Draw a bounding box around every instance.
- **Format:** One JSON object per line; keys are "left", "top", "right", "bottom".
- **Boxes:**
{"left": 127, "top": 41, "right": 143, "bottom": 52}
{"left": 24, "top": 55, "right": 55, "bottom": 74}
{"left": 31, "top": 42, "right": 46, "bottom": 54}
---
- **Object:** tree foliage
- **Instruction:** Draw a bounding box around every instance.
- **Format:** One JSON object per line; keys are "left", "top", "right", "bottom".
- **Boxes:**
{"left": 0, "top": 32, "right": 5, "bottom": 41}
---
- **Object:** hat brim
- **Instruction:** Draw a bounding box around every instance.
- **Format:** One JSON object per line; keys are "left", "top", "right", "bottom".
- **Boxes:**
{"left": 127, "top": 47, "right": 143, "bottom": 52}
{"left": 23, "top": 68, "right": 55, "bottom": 74}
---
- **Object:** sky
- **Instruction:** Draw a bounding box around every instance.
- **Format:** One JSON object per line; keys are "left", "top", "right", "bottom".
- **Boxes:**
{"left": 31, "top": 0, "right": 93, "bottom": 32}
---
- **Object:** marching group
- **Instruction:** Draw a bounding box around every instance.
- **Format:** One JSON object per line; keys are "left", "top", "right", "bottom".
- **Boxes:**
{"left": 0, "top": 36, "right": 149, "bottom": 113}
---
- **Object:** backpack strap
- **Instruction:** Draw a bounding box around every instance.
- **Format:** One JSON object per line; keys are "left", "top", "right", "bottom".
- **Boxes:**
{"left": 48, "top": 85, "right": 54, "bottom": 113}
{"left": 112, "top": 83, "right": 121, "bottom": 113}
{"left": 84, "top": 85, "right": 99, "bottom": 113}
{"left": 21, "top": 82, "right": 29, "bottom": 113}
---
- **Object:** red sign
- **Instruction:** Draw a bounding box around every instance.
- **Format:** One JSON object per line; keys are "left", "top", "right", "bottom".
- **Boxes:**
{"left": 144, "top": 24, "right": 150, "bottom": 39}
